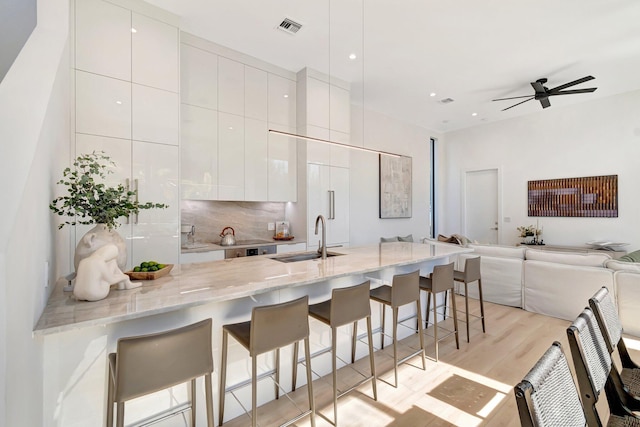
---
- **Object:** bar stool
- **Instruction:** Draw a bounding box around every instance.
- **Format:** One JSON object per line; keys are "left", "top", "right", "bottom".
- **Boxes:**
{"left": 369, "top": 270, "right": 425, "bottom": 387}
{"left": 454, "top": 256, "right": 485, "bottom": 343}
{"left": 307, "top": 281, "right": 377, "bottom": 424}
{"left": 106, "top": 319, "right": 214, "bottom": 427}
{"left": 218, "top": 296, "right": 316, "bottom": 427}
{"left": 420, "top": 262, "right": 459, "bottom": 362}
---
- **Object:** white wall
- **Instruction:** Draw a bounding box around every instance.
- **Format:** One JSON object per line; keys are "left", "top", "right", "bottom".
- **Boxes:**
{"left": 441, "top": 90, "right": 640, "bottom": 248}
{"left": 349, "top": 104, "right": 443, "bottom": 246}
{"left": 0, "top": 0, "right": 70, "bottom": 425}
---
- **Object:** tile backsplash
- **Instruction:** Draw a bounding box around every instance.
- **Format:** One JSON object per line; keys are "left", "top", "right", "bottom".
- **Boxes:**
{"left": 181, "top": 200, "right": 287, "bottom": 244}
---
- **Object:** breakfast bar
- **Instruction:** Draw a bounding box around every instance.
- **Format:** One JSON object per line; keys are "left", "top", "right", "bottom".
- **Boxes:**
{"left": 35, "top": 242, "right": 470, "bottom": 426}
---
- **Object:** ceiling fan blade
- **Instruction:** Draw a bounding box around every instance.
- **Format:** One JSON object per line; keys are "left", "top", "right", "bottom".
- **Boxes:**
{"left": 548, "top": 88, "right": 598, "bottom": 96}
{"left": 548, "top": 76, "right": 595, "bottom": 93}
{"left": 492, "top": 94, "right": 536, "bottom": 101}
{"left": 539, "top": 97, "right": 551, "bottom": 108}
{"left": 502, "top": 97, "right": 534, "bottom": 111}
{"left": 531, "top": 81, "right": 546, "bottom": 94}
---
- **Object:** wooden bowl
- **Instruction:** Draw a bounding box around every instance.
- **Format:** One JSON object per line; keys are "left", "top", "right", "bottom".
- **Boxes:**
{"left": 125, "top": 264, "right": 173, "bottom": 280}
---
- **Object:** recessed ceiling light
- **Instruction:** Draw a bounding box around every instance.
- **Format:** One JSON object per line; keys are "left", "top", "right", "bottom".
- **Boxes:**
{"left": 472, "top": 112, "right": 478, "bottom": 116}
{"left": 349, "top": 53, "right": 357, "bottom": 60}
{"left": 115, "top": 101, "right": 122, "bottom": 105}
{"left": 131, "top": 28, "right": 137, "bottom": 33}
{"left": 429, "top": 92, "right": 436, "bottom": 97}
{"left": 283, "top": 94, "right": 289, "bottom": 98}
{"left": 228, "top": 127, "right": 233, "bottom": 130}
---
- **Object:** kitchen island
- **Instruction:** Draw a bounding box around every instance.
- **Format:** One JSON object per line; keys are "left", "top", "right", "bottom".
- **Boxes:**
{"left": 35, "top": 242, "right": 470, "bottom": 426}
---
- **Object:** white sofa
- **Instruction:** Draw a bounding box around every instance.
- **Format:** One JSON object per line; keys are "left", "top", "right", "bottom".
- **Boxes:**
{"left": 455, "top": 244, "right": 640, "bottom": 332}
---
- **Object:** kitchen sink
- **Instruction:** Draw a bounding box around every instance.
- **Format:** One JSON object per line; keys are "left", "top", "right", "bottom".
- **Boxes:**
{"left": 271, "top": 251, "right": 343, "bottom": 263}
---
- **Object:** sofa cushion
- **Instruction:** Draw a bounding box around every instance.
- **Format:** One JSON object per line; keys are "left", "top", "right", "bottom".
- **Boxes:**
{"left": 468, "top": 244, "right": 526, "bottom": 259}
{"left": 380, "top": 236, "right": 399, "bottom": 243}
{"left": 398, "top": 234, "right": 414, "bottom": 242}
{"left": 605, "top": 259, "right": 640, "bottom": 272}
{"left": 524, "top": 260, "right": 614, "bottom": 321}
{"left": 525, "top": 249, "right": 611, "bottom": 267}
{"left": 618, "top": 249, "right": 640, "bottom": 263}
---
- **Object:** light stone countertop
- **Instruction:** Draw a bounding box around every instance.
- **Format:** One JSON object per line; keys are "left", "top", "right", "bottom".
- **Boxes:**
{"left": 34, "top": 242, "right": 471, "bottom": 336}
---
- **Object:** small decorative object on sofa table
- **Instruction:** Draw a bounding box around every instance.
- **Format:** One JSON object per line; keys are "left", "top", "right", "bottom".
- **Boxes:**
{"left": 517, "top": 224, "right": 543, "bottom": 245}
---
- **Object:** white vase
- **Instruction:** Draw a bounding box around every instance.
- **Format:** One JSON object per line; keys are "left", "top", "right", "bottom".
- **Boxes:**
{"left": 74, "top": 224, "right": 127, "bottom": 272}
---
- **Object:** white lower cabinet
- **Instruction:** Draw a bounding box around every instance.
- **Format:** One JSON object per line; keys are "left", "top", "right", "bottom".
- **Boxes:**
{"left": 307, "top": 163, "right": 349, "bottom": 248}
{"left": 276, "top": 242, "right": 307, "bottom": 254}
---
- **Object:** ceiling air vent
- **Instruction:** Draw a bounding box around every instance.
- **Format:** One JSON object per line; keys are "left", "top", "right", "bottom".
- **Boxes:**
{"left": 277, "top": 18, "right": 303, "bottom": 35}
{"left": 440, "top": 98, "right": 455, "bottom": 104}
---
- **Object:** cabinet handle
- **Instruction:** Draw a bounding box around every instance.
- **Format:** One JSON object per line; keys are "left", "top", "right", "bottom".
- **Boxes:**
{"left": 329, "top": 190, "right": 336, "bottom": 220}
{"left": 134, "top": 179, "right": 139, "bottom": 225}
{"left": 125, "top": 178, "right": 130, "bottom": 224}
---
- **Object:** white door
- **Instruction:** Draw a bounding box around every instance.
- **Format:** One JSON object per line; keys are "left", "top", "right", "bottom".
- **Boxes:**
{"left": 464, "top": 168, "right": 499, "bottom": 244}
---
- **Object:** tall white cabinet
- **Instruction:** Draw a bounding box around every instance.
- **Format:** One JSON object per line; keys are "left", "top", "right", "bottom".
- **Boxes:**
{"left": 180, "top": 33, "right": 297, "bottom": 202}
{"left": 296, "top": 68, "right": 352, "bottom": 249}
{"left": 73, "top": 0, "right": 180, "bottom": 268}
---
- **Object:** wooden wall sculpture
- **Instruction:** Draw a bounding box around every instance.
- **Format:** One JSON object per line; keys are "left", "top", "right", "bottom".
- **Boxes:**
{"left": 527, "top": 175, "right": 618, "bottom": 217}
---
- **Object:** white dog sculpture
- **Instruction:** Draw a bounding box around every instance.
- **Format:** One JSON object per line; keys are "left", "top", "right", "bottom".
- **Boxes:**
{"left": 74, "top": 244, "right": 141, "bottom": 302}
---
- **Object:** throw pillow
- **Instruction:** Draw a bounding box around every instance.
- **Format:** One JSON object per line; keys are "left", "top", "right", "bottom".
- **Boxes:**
{"left": 380, "top": 236, "right": 399, "bottom": 243}
{"left": 437, "top": 234, "right": 459, "bottom": 244}
{"left": 398, "top": 234, "right": 414, "bottom": 242}
{"left": 619, "top": 249, "right": 640, "bottom": 263}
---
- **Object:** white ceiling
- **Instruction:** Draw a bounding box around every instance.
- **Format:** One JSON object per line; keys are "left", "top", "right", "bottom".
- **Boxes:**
{"left": 143, "top": 0, "right": 640, "bottom": 133}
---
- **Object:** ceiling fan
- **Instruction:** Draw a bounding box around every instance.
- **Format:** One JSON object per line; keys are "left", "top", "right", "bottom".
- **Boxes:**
{"left": 493, "top": 76, "right": 597, "bottom": 111}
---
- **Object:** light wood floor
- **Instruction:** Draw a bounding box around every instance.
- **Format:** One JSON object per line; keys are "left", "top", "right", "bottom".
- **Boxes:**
{"left": 222, "top": 295, "right": 639, "bottom": 427}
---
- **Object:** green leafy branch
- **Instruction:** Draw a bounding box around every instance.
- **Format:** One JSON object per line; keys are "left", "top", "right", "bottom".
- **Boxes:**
{"left": 49, "top": 151, "right": 167, "bottom": 230}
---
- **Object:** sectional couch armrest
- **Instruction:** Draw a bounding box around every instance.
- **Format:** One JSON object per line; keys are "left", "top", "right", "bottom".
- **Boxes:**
{"left": 614, "top": 271, "right": 640, "bottom": 338}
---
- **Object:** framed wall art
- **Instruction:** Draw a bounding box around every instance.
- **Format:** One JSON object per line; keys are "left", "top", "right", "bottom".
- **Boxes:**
{"left": 527, "top": 174, "right": 618, "bottom": 217}
{"left": 379, "top": 154, "right": 412, "bottom": 218}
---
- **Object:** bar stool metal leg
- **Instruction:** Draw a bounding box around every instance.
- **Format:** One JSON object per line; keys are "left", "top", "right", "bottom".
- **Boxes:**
{"left": 218, "top": 330, "right": 228, "bottom": 427}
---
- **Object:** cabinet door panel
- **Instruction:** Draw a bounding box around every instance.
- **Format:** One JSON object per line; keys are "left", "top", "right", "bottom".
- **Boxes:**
{"left": 307, "top": 163, "right": 330, "bottom": 246}
{"left": 75, "top": 0, "right": 131, "bottom": 80}
{"left": 218, "top": 112, "right": 245, "bottom": 200}
{"left": 306, "top": 77, "right": 329, "bottom": 128}
{"left": 132, "top": 141, "right": 179, "bottom": 224}
{"left": 181, "top": 104, "right": 218, "bottom": 200}
{"left": 132, "top": 13, "right": 179, "bottom": 92}
{"left": 218, "top": 57, "right": 244, "bottom": 116}
{"left": 268, "top": 74, "right": 296, "bottom": 127}
{"left": 131, "top": 223, "right": 179, "bottom": 266}
{"left": 76, "top": 71, "right": 131, "bottom": 139}
{"left": 329, "top": 130, "right": 351, "bottom": 168}
{"left": 245, "top": 66, "right": 268, "bottom": 121}
{"left": 244, "top": 118, "right": 268, "bottom": 201}
{"left": 180, "top": 44, "right": 218, "bottom": 109}
{"left": 305, "top": 125, "right": 331, "bottom": 166}
{"left": 268, "top": 124, "right": 297, "bottom": 202}
{"left": 328, "top": 166, "right": 350, "bottom": 246}
{"left": 132, "top": 84, "right": 179, "bottom": 145}
{"left": 330, "top": 85, "right": 351, "bottom": 134}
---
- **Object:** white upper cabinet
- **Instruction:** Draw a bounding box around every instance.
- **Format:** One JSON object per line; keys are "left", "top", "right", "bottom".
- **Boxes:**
{"left": 180, "top": 44, "right": 218, "bottom": 109}
{"left": 244, "top": 66, "right": 268, "bottom": 121}
{"left": 218, "top": 57, "right": 244, "bottom": 116}
{"left": 75, "top": 0, "right": 131, "bottom": 80}
{"left": 306, "top": 77, "right": 330, "bottom": 129}
{"left": 268, "top": 124, "right": 297, "bottom": 202}
{"left": 268, "top": 74, "right": 296, "bottom": 128}
{"left": 132, "top": 84, "right": 179, "bottom": 145}
{"left": 244, "top": 118, "right": 268, "bottom": 201}
{"left": 75, "top": 71, "right": 131, "bottom": 139}
{"left": 131, "top": 13, "right": 179, "bottom": 92}
{"left": 330, "top": 85, "right": 350, "bottom": 134}
{"left": 181, "top": 104, "right": 218, "bottom": 200}
{"left": 218, "top": 112, "right": 245, "bottom": 200}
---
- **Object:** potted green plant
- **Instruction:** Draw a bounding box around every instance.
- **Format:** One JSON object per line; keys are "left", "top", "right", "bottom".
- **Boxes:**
{"left": 50, "top": 151, "right": 167, "bottom": 272}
